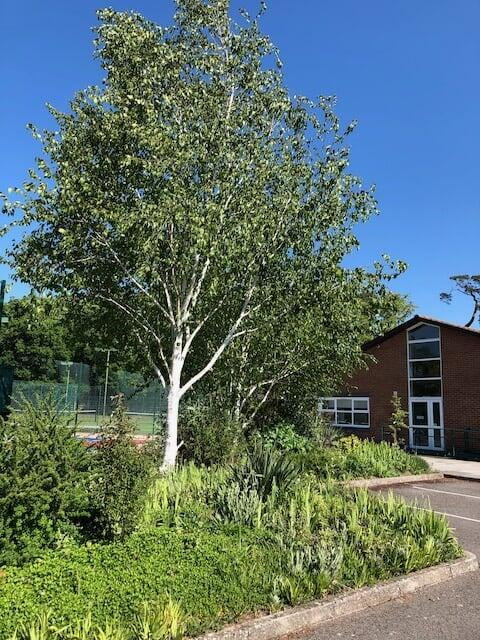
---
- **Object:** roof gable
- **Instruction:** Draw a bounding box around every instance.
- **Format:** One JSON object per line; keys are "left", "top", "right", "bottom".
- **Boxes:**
{"left": 364, "top": 315, "right": 480, "bottom": 350}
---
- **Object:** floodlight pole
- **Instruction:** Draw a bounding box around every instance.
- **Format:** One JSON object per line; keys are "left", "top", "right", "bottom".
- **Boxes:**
{"left": 103, "top": 349, "right": 112, "bottom": 418}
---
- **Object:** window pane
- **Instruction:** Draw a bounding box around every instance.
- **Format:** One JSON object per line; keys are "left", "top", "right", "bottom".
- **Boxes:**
{"left": 409, "top": 360, "right": 441, "bottom": 378}
{"left": 353, "top": 399, "right": 368, "bottom": 410}
{"left": 322, "top": 411, "right": 335, "bottom": 423}
{"left": 409, "top": 341, "right": 440, "bottom": 359}
{"left": 337, "top": 398, "right": 352, "bottom": 410}
{"left": 412, "top": 428, "right": 429, "bottom": 447}
{"left": 336, "top": 411, "right": 352, "bottom": 425}
{"left": 408, "top": 324, "right": 440, "bottom": 341}
{"left": 411, "top": 380, "right": 442, "bottom": 397}
{"left": 411, "top": 402, "right": 428, "bottom": 425}
{"left": 319, "top": 398, "right": 334, "bottom": 410}
{"left": 433, "top": 402, "right": 441, "bottom": 427}
{"left": 434, "top": 429, "right": 442, "bottom": 448}
{"left": 353, "top": 412, "right": 369, "bottom": 426}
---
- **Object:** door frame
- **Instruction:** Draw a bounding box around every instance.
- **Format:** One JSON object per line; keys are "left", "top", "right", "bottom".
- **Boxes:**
{"left": 408, "top": 397, "right": 444, "bottom": 451}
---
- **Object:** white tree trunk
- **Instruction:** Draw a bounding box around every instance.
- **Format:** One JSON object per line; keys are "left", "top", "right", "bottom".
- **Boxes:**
{"left": 161, "top": 337, "right": 183, "bottom": 471}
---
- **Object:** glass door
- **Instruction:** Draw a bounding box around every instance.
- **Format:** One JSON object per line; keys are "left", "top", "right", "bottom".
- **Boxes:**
{"left": 409, "top": 398, "right": 444, "bottom": 451}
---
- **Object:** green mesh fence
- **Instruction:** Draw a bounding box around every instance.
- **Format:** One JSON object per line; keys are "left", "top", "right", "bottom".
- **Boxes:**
{"left": 10, "top": 363, "right": 167, "bottom": 435}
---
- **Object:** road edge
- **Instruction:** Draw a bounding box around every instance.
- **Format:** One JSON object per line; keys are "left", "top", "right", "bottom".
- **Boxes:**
{"left": 198, "top": 551, "right": 477, "bottom": 640}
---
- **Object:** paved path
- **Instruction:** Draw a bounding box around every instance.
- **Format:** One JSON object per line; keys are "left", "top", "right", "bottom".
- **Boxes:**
{"left": 297, "top": 479, "right": 480, "bottom": 640}
{"left": 421, "top": 456, "right": 480, "bottom": 480}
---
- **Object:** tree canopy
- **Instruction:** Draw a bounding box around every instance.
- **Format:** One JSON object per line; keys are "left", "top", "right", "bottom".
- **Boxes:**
{"left": 3, "top": 1, "right": 406, "bottom": 466}
{"left": 441, "top": 274, "right": 480, "bottom": 327}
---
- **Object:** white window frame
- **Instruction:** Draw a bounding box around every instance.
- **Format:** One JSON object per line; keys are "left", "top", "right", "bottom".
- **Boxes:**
{"left": 407, "top": 323, "right": 442, "bottom": 398}
{"left": 319, "top": 397, "right": 370, "bottom": 429}
{"left": 406, "top": 322, "right": 444, "bottom": 451}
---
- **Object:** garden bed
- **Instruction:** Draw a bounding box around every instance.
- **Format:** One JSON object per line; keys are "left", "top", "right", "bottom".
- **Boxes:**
{"left": 0, "top": 463, "right": 461, "bottom": 639}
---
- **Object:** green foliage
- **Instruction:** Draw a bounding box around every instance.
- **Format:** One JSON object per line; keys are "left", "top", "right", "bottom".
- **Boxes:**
{"left": 387, "top": 394, "right": 409, "bottom": 446}
{"left": 262, "top": 423, "right": 309, "bottom": 455}
{"left": 0, "top": 397, "right": 91, "bottom": 566}
{"left": 305, "top": 412, "right": 343, "bottom": 448}
{"left": 0, "top": 472, "right": 460, "bottom": 639}
{"left": 0, "top": 296, "right": 71, "bottom": 381}
{"left": 5, "top": 1, "right": 407, "bottom": 464}
{"left": 232, "top": 440, "right": 302, "bottom": 498}
{"left": 178, "top": 400, "right": 244, "bottom": 466}
{"left": 302, "top": 436, "right": 430, "bottom": 480}
{"left": 88, "top": 398, "right": 154, "bottom": 541}
{"left": 441, "top": 274, "right": 480, "bottom": 327}
{"left": 0, "top": 527, "right": 281, "bottom": 638}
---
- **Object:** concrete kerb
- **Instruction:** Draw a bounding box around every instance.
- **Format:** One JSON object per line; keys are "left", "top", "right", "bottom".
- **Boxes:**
{"left": 198, "top": 552, "right": 478, "bottom": 640}
{"left": 344, "top": 472, "right": 444, "bottom": 489}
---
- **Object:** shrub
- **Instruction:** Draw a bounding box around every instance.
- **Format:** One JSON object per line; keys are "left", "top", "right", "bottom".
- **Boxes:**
{"left": 0, "top": 397, "right": 91, "bottom": 567}
{"left": 302, "top": 436, "right": 429, "bottom": 480}
{"left": 262, "top": 423, "right": 309, "bottom": 454}
{"left": 232, "top": 440, "right": 302, "bottom": 498}
{"left": 0, "top": 459, "right": 462, "bottom": 639}
{"left": 305, "top": 411, "right": 342, "bottom": 448}
{"left": 386, "top": 393, "right": 409, "bottom": 446}
{"left": 87, "top": 398, "right": 154, "bottom": 541}
{"left": 178, "top": 400, "right": 244, "bottom": 466}
{"left": 0, "top": 484, "right": 461, "bottom": 639}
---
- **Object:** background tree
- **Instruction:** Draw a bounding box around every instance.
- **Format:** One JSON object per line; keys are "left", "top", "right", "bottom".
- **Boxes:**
{"left": 441, "top": 274, "right": 480, "bottom": 327}
{"left": 4, "top": 1, "right": 405, "bottom": 468}
{"left": 0, "top": 294, "right": 140, "bottom": 382}
{"left": 0, "top": 295, "right": 71, "bottom": 380}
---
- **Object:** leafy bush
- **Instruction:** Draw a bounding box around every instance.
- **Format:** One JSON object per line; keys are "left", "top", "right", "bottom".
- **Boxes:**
{"left": 386, "top": 394, "right": 409, "bottom": 446}
{"left": 87, "top": 399, "right": 154, "bottom": 541}
{"left": 302, "top": 436, "right": 429, "bottom": 480}
{"left": 305, "top": 412, "right": 343, "bottom": 448}
{"left": 178, "top": 400, "right": 245, "bottom": 466}
{"left": 262, "top": 423, "right": 309, "bottom": 454}
{"left": 0, "top": 397, "right": 91, "bottom": 566}
{"left": 0, "top": 482, "right": 461, "bottom": 639}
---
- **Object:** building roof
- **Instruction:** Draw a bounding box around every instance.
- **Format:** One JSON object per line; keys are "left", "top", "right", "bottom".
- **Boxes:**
{"left": 364, "top": 314, "right": 480, "bottom": 350}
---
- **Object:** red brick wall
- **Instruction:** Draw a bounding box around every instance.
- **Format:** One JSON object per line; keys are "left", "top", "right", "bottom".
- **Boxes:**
{"left": 342, "top": 322, "right": 480, "bottom": 453}
{"left": 344, "top": 330, "right": 409, "bottom": 441}
{"left": 441, "top": 325, "right": 480, "bottom": 453}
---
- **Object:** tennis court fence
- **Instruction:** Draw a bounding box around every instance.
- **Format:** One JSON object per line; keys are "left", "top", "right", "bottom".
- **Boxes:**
{"left": 10, "top": 377, "right": 168, "bottom": 435}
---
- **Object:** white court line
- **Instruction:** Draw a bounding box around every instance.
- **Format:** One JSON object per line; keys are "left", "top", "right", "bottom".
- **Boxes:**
{"left": 412, "top": 485, "right": 480, "bottom": 501}
{"left": 409, "top": 504, "right": 480, "bottom": 524}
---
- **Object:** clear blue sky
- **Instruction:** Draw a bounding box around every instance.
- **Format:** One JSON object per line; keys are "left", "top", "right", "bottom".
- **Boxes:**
{"left": 1, "top": 0, "right": 479, "bottom": 324}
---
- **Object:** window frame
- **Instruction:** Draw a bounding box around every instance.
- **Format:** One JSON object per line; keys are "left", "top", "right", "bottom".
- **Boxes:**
{"left": 407, "top": 322, "right": 442, "bottom": 399}
{"left": 319, "top": 396, "right": 370, "bottom": 429}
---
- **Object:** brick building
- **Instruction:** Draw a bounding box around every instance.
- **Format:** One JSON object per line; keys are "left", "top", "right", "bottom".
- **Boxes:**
{"left": 319, "top": 315, "right": 480, "bottom": 456}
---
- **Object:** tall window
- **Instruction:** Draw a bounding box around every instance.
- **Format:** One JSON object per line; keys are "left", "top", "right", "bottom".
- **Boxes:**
{"left": 319, "top": 397, "right": 369, "bottom": 428}
{"left": 407, "top": 323, "right": 442, "bottom": 397}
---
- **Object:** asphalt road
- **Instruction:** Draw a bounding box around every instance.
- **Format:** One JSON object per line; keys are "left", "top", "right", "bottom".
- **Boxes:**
{"left": 297, "top": 479, "right": 480, "bottom": 640}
